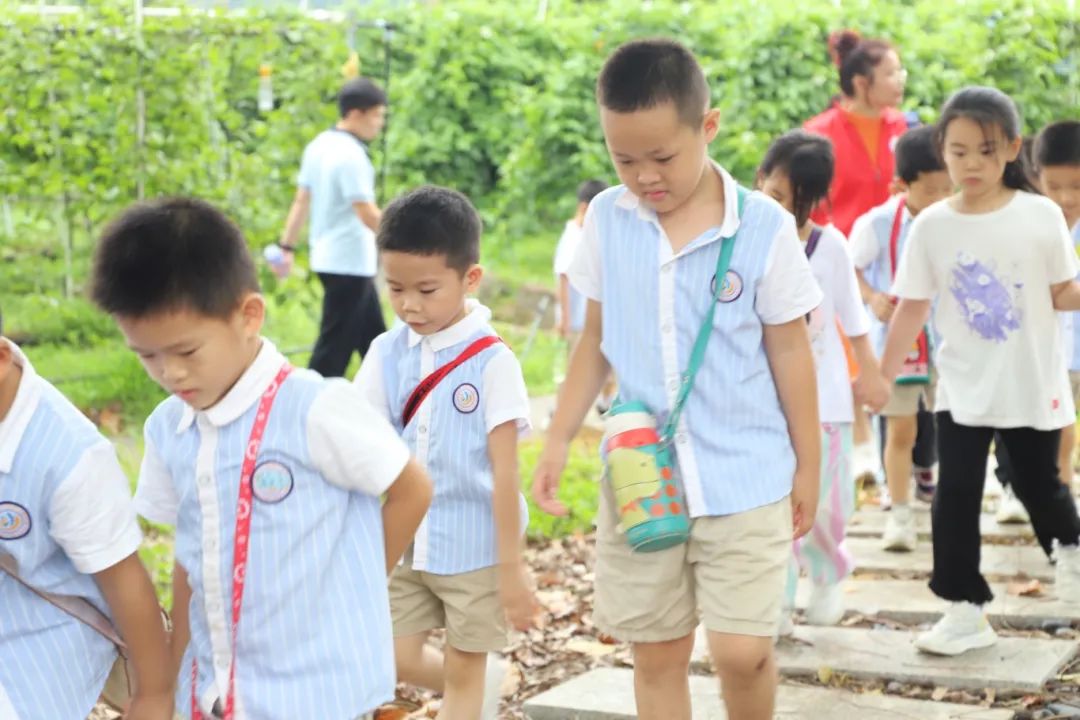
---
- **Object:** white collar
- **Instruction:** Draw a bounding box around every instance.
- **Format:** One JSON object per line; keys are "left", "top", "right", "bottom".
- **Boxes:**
{"left": 406, "top": 300, "right": 492, "bottom": 352}
{"left": 613, "top": 160, "right": 742, "bottom": 239}
{"left": 0, "top": 340, "right": 44, "bottom": 474}
{"left": 176, "top": 338, "right": 288, "bottom": 433}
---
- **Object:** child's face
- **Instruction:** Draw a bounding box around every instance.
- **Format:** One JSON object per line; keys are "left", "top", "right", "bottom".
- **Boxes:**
{"left": 1040, "top": 165, "right": 1080, "bottom": 229}
{"left": 600, "top": 101, "right": 719, "bottom": 215}
{"left": 942, "top": 117, "right": 1021, "bottom": 201}
{"left": 902, "top": 170, "right": 954, "bottom": 214}
{"left": 382, "top": 252, "right": 482, "bottom": 336}
{"left": 115, "top": 296, "right": 265, "bottom": 411}
{"left": 758, "top": 169, "right": 796, "bottom": 218}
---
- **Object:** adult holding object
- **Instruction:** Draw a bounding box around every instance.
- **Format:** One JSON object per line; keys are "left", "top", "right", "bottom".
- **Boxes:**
{"left": 805, "top": 29, "right": 908, "bottom": 481}
{"left": 279, "top": 77, "right": 389, "bottom": 377}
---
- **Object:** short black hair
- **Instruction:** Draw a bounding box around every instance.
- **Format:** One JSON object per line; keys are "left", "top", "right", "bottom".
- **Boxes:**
{"left": 895, "top": 126, "right": 945, "bottom": 184}
{"left": 1034, "top": 121, "right": 1080, "bottom": 170}
{"left": 91, "top": 197, "right": 259, "bottom": 319}
{"left": 338, "top": 78, "right": 387, "bottom": 118}
{"left": 597, "top": 38, "right": 709, "bottom": 127}
{"left": 377, "top": 186, "right": 481, "bottom": 273}
{"left": 759, "top": 130, "right": 834, "bottom": 228}
{"left": 576, "top": 179, "right": 608, "bottom": 205}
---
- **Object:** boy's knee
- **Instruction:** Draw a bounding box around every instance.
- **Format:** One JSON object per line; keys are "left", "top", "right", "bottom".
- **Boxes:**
{"left": 443, "top": 645, "right": 487, "bottom": 686}
{"left": 633, "top": 634, "right": 694, "bottom": 680}
{"left": 887, "top": 416, "right": 918, "bottom": 448}
{"left": 709, "top": 633, "right": 774, "bottom": 683}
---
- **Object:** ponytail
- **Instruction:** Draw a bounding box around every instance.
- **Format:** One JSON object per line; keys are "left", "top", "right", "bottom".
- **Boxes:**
{"left": 1002, "top": 158, "right": 1037, "bottom": 193}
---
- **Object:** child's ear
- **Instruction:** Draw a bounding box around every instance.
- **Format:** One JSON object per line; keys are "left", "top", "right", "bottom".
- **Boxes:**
{"left": 238, "top": 292, "right": 267, "bottom": 338}
{"left": 0, "top": 340, "right": 13, "bottom": 381}
{"left": 890, "top": 178, "right": 908, "bottom": 195}
{"left": 464, "top": 264, "right": 484, "bottom": 293}
{"left": 703, "top": 109, "right": 722, "bottom": 143}
{"left": 1005, "top": 135, "right": 1023, "bottom": 162}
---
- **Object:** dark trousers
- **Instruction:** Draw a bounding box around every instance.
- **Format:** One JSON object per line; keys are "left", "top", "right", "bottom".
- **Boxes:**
{"left": 878, "top": 399, "right": 938, "bottom": 468}
{"left": 931, "top": 412, "right": 1080, "bottom": 604}
{"left": 994, "top": 436, "right": 1058, "bottom": 557}
{"left": 308, "top": 272, "right": 386, "bottom": 378}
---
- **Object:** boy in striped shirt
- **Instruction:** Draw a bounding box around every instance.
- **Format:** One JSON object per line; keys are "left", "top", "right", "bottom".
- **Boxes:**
{"left": 354, "top": 186, "right": 536, "bottom": 720}
{"left": 90, "top": 197, "right": 432, "bottom": 720}
{"left": 0, "top": 304, "right": 173, "bottom": 720}
{"left": 534, "top": 39, "right": 823, "bottom": 720}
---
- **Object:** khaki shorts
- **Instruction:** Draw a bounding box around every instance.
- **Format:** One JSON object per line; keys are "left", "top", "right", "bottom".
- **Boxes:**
{"left": 1070, "top": 371, "right": 1080, "bottom": 411}
{"left": 593, "top": 478, "right": 792, "bottom": 642}
{"left": 389, "top": 561, "right": 506, "bottom": 653}
{"left": 880, "top": 373, "right": 937, "bottom": 418}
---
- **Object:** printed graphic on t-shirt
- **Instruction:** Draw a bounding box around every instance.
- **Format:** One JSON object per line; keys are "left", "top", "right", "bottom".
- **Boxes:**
{"left": 950, "top": 252, "right": 1021, "bottom": 342}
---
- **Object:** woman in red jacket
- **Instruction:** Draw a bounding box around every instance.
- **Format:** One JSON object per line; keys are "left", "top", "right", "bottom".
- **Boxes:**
{"left": 805, "top": 30, "right": 908, "bottom": 237}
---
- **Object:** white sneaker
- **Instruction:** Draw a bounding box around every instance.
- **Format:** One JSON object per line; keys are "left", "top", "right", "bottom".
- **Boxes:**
{"left": 915, "top": 602, "right": 998, "bottom": 656}
{"left": 852, "top": 441, "right": 881, "bottom": 481}
{"left": 480, "top": 653, "right": 507, "bottom": 720}
{"left": 805, "top": 583, "right": 846, "bottom": 626}
{"left": 882, "top": 505, "right": 917, "bottom": 552}
{"left": 1055, "top": 543, "right": 1080, "bottom": 603}
{"left": 995, "top": 486, "right": 1030, "bottom": 524}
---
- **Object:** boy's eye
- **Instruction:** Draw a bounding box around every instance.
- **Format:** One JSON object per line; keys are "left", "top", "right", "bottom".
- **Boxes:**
{"left": 420, "top": 289, "right": 436, "bottom": 295}
{"left": 617, "top": 159, "right": 634, "bottom": 166}
{"left": 180, "top": 348, "right": 198, "bottom": 357}
{"left": 656, "top": 155, "right": 675, "bottom": 164}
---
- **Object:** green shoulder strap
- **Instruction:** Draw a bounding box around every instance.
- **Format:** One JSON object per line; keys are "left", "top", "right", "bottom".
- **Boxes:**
{"left": 661, "top": 185, "right": 749, "bottom": 442}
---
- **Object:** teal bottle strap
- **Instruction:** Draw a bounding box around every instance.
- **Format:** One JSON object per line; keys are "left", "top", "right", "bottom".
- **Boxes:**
{"left": 661, "top": 185, "right": 748, "bottom": 442}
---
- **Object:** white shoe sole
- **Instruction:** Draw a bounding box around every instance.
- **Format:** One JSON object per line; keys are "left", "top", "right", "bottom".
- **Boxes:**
{"left": 914, "top": 626, "right": 998, "bottom": 656}
{"left": 882, "top": 536, "right": 917, "bottom": 552}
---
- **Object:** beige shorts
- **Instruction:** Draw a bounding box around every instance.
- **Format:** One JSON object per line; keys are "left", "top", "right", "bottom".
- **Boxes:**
{"left": 389, "top": 561, "right": 506, "bottom": 653}
{"left": 1070, "top": 371, "right": 1080, "bottom": 411}
{"left": 880, "top": 374, "right": 937, "bottom": 418}
{"left": 593, "top": 479, "right": 792, "bottom": 643}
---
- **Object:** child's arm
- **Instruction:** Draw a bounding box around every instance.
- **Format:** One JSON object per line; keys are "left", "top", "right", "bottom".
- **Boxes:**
{"left": 558, "top": 275, "right": 572, "bottom": 338}
{"left": 763, "top": 319, "right": 821, "bottom": 539}
{"left": 1052, "top": 280, "right": 1080, "bottom": 311}
{"left": 381, "top": 459, "right": 433, "bottom": 573}
{"left": 880, "top": 299, "right": 932, "bottom": 388}
{"left": 170, "top": 563, "right": 191, "bottom": 679}
{"left": 534, "top": 299, "right": 611, "bottom": 516}
{"left": 856, "top": 270, "right": 895, "bottom": 323}
{"left": 94, "top": 555, "right": 174, "bottom": 719}
{"left": 279, "top": 187, "right": 310, "bottom": 260}
{"left": 489, "top": 421, "right": 537, "bottom": 630}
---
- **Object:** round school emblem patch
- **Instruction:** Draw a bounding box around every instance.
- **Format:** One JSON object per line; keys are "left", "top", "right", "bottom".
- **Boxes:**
{"left": 0, "top": 502, "right": 31, "bottom": 540}
{"left": 711, "top": 270, "right": 743, "bottom": 303}
{"left": 251, "top": 461, "right": 294, "bottom": 504}
{"left": 453, "top": 383, "right": 480, "bottom": 414}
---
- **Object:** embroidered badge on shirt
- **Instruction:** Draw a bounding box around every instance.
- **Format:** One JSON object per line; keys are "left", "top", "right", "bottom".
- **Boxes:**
{"left": 711, "top": 270, "right": 743, "bottom": 303}
{"left": 0, "top": 502, "right": 31, "bottom": 540}
{"left": 453, "top": 383, "right": 480, "bottom": 414}
{"left": 251, "top": 461, "right": 294, "bottom": 503}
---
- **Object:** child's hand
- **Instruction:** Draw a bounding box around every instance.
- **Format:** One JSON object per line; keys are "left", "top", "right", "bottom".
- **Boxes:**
{"left": 854, "top": 367, "right": 891, "bottom": 414}
{"left": 870, "top": 292, "right": 895, "bottom": 324}
{"left": 532, "top": 442, "right": 569, "bottom": 516}
{"left": 790, "top": 466, "right": 820, "bottom": 540}
{"left": 125, "top": 691, "right": 175, "bottom": 720}
{"left": 499, "top": 563, "right": 539, "bottom": 632}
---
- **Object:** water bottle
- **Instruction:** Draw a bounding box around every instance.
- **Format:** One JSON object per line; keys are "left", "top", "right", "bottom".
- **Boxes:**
{"left": 603, "top": 401, "right": 691, "bottom": 552}
{"left": 263, "top": 244, "right": 290, "bottom": 279}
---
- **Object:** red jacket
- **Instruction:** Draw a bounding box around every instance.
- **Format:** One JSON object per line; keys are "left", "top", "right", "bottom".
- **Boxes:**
{"left": 804, "top": 106, "right": 908, "bottom": 237}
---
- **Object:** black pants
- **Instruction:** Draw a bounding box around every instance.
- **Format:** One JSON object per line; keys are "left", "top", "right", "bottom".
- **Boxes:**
{"left": 878, "top": 399, "right": 938, "bottom": 468}
{"left": 931, "top": 412, "right": 1080, "bottom": 604}
{"left": 308, "top": 273, "right": 386, "bottom": 378}
{"left": 994, "top": 436, "right": 1058, "bottom": 557}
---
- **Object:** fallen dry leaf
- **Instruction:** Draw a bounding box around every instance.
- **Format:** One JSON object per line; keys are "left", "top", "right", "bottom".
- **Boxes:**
{"left": 931, "top": 686, "right": 948, "bottom": 702}
{"left": 1007, "top": 579, "right": 1044, "bottom": 597}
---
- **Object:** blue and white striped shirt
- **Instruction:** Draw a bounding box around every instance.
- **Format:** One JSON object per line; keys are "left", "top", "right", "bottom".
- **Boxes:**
{"left": 354, "top": 302, "right": 531, "bottom": 575}
{"left": 135, "top": 339, "right": 410, "bottom": 720}
{"left": 568, "top": 165, "right": 822, "bottom": 518}
{"left": 0, "top": 342, "right": 142, "bottom": 720}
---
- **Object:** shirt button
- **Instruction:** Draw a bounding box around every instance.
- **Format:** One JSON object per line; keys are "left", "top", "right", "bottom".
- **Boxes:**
{"left": 199, "top": 475, "right": 211, "bottom": 487}
{"left": 662, "top": 265, "right": 672, "bottom": 274}
{"left": 677, "top": 433, "right": 688, "bottom": 445}
{"left": 419, "top": 425, "right": 427, "bottom": 434}
{"left": 668, "top": 378, "right": 679, "bottom": 391}
{"left": 662, "top": 322, "right": 673, "bottom": 333}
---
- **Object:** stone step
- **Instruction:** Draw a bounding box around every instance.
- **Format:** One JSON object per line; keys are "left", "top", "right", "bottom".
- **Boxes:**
{"left": 793, "top": 577, "right": 1079, "bottom": 629}
{"left": 774, "top": 625, "right": 1077, "bottom": 692}
{"left": 846, "top": 536, "right": 1054, "bottom": 582}
{"left": 847, "top": 507, "right": 1034, "bottom": 541}
{"left": 523, "top": 667, "right": 1013, "bottom": 719}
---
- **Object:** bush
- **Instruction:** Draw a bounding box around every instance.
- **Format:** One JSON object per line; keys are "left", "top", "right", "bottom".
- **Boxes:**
{"left": 520, "top": 436, "right": 603, "bottom": 540}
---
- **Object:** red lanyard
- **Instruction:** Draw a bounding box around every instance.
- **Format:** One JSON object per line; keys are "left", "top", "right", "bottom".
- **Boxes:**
{"left": 888, "top": 195, "right": 907, "bottom": 281}
{"left": 191, "top": 363, "right": 292, "bottom": 720}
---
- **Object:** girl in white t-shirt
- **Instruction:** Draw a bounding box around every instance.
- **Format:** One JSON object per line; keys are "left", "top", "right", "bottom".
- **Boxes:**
{"left": 879, "top": 86, "right": 1080, "bottom": 657}
{"left": 759, "top": 130, "right": 890, "bottom": 633}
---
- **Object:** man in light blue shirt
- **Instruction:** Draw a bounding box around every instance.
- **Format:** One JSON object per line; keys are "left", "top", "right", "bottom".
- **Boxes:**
{"left": 279, "top": 78, "right": 388, "bottom": 377}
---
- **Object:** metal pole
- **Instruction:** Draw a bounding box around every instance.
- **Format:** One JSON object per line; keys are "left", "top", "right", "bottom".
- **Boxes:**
{"left": 379, "top": 20, "right": 393, "bottom": 195}
{"left": 134, "top": 0, "right": 146, "bottom": 199}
